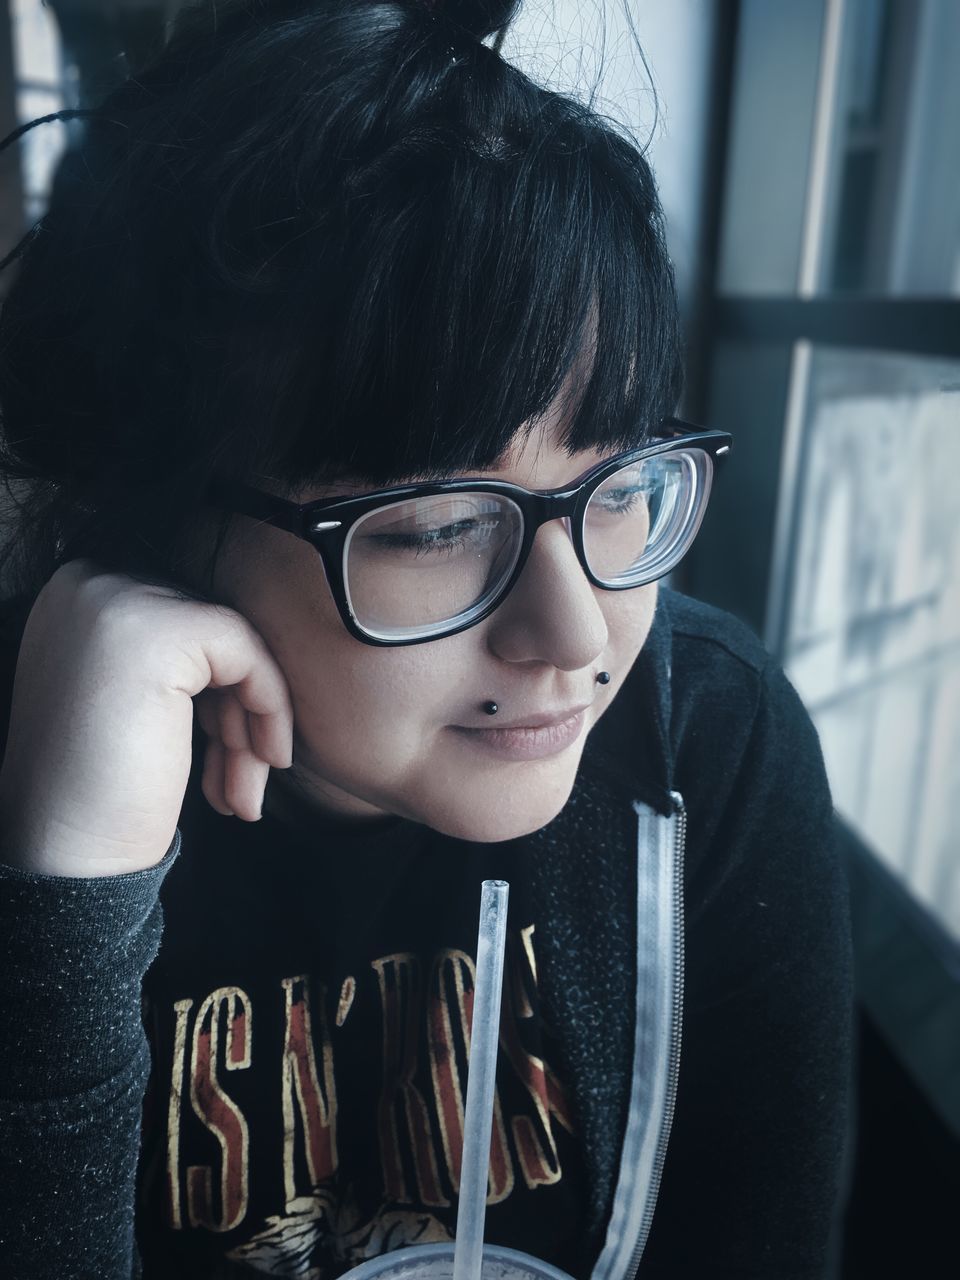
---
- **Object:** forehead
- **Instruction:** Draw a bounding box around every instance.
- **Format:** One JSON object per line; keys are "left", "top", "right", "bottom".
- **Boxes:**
{"left": 478, "top": 427, "right": 616, "bottom": 487}
{"left": 274, "top": 425, "right": 621, "bottom": 504}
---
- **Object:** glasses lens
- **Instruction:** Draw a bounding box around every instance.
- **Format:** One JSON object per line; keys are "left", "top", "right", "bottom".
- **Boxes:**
{"left": 344, "top": 493, "right": 524, "bottom": 640}
{"left": 583, "top": 449, "right": 710, "bottom": 584}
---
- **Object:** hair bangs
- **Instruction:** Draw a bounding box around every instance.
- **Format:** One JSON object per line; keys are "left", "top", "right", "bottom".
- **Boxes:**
{"left": 239, "top": 85, "right": 682, "bottom": 496}
{"left": 0, "top": 0, "right": 684, "bottom": 593}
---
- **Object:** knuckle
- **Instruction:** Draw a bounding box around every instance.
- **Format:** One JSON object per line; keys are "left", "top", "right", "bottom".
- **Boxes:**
{"left": 92, "top": 588, "right": 149, "bottom": 640}
{"left": 199, "top": 600, "right": 251, "bottom": 650}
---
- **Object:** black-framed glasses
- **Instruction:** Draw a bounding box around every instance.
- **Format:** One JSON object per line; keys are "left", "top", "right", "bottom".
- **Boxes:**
{"left": 204, "top": 417, "right": 732, "bottom": 646}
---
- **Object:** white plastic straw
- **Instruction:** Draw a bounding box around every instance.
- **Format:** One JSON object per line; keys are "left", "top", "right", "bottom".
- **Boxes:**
{"left": 453, "top": 879, "right": 510, "bottom": 1280}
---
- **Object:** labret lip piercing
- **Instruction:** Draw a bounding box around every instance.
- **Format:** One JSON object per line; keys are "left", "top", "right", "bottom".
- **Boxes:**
{"left": 483, "top": 670, "right": 611, "bottom": 717}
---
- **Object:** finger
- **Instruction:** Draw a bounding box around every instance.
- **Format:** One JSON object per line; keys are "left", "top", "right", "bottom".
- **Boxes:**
{"left": 201, "top": 737, "right": 234, "bottom": 817}
{"left": 222, "top": 749, "right": 271, "bottom": 823}
{"left": 194, "top": 688, "right": 221, "bottom": 739}
{"left": 185, "top": 612, "right": 295, "bottom": 768}
{"left": 199, "top": 688, "right": 289, "bottom": 769}
{"left": 217, "top": 691, "right": 253, "bottom": 754}
{"left": 248, "top": 709, "right": 294, "bottom": 769}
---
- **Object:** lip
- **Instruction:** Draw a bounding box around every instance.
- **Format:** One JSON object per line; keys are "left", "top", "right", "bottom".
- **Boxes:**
{"left": 474, "top": 703, "right": 591, "bottom": 731}
{"left": 449, "top": 708, "right": 589, "bottom": 761}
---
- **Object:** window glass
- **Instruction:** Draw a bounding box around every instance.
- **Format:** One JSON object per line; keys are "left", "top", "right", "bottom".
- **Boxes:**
{"left": 719, "top": 0, "right": 960, "bottom": 298}
{"left": 782, "top": 346, "right": 960, "bottom": 940}
{"left": 11, "top": 0, "right": 68, "bottom": 222}
{"left": 820, "top": 0, "right": 960, "bottom": 295}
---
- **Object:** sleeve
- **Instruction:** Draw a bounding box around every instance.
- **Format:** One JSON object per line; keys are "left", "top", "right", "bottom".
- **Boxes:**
{"left": 0, "top": 834, "right": 181, "bottom": 1280}
{"left": 638, "top": 657, "right": 855, "bottom": 1279}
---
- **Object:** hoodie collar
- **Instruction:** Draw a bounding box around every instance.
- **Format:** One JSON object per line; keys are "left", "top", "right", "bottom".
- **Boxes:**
{"left": 583, "top": 586, "right": 675, "bottom": 814}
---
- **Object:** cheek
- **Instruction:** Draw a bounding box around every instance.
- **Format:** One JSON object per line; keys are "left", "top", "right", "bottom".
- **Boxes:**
{"left": 207, "top": 536, "right": 381, "bottom": 733}
{"left": 602, "top": 581, "right": 658, "bottom": 655}
{"left": 283, "top": 626, "right": 455, "bottom": 760}
{"left": 284, "top": 639, "right": 479, "bottom": 823}
{"left": 209, "top": 531, "right": 458, "bottom": 802}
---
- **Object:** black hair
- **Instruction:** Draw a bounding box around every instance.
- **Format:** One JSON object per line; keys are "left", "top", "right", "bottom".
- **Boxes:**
{"left": 0, "top": 0, "right": 683, "bottom": 599}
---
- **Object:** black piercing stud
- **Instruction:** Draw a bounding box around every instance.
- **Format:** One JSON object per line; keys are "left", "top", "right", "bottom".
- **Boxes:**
{"left": 483, "top": 701, "right": 499, "bottom": 715}
{"left": 596, "top": 671, "right": 611, "bottom": 684}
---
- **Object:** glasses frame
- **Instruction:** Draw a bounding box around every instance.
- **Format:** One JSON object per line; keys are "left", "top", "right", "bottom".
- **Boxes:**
{"left": 204, "top": 417, "right": 733, "bottom": 647}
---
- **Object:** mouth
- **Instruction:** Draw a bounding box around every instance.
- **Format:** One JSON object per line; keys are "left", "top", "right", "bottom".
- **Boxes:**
{"left": 472, "top": 703, "right": 592, "bottom": 731}
{"left": 448, "top": 709, "right": 588, "bottom": 761}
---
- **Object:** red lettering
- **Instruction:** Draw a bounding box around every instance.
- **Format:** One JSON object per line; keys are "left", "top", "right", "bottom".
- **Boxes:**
{"left": 428, "top": 948, "right": 513, "bottom": 1204}
{"left": 281, "top": 975, "right": 338, "bottom": 1207}
{"left": 373, "top": 953, "right": 447, "bottom": 1206}
{"left": 186, "top": 987, "right": 252, "bottom": 1232}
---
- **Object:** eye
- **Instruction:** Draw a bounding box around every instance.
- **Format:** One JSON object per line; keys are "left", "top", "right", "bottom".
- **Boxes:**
{"left": 367, "top": 517, "right": 500, "bottom": 557}
{"left": 589, "top": 459, "right": 656, "bottom": 515}
{"left": 594, "top": 484, "right": 652, "bottom": 514}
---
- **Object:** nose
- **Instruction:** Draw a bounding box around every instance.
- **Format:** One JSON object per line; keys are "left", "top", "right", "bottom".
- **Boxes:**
{"left": 484, "top": 516, "right": 609, "bottom": 669}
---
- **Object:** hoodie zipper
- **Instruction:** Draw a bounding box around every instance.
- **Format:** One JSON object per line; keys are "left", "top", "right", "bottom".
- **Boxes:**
{"left": 589, "top": 790, "right": 687, "bottom": 1280}
{"left": 623, "top": 789, "right": 687, "bottom": 1279}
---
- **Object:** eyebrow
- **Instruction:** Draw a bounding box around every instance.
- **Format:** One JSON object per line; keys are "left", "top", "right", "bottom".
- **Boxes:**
{"left": 294, "top": 472, "right": 452, "bottom": 501}
{"left": 282, "top": 443, "right": 626, "bottom": 503}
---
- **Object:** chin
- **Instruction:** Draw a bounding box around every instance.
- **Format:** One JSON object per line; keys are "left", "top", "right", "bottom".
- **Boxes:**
{"left": 421, "top": 764, "right": 578, "bottom": 844}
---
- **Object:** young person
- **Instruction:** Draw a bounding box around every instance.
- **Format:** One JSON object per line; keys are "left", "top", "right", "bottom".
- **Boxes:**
{"left": 0, "top": 2, "right": 853, "bottom": 1277}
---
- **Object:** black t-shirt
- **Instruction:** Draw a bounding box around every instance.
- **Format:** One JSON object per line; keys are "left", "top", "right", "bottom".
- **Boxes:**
{"left": 0, "top": 586, "right": 855, "bottom": 1280}
{"left": 136, "top": 771, "right": 590, "bottom": 1278}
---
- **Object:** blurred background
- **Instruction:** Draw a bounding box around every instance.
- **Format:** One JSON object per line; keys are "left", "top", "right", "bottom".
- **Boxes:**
{"left": 0, "top": 0, "right": 957, "bottom": 1273}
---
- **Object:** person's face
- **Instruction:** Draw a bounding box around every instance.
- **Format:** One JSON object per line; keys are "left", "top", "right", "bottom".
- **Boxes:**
{"left": 201, "top": 421, "right": 658, "bottom": 843}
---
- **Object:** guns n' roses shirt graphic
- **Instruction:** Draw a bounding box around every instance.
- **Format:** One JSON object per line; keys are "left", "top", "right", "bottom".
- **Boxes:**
{"left": 137, "top": 788, "right": 589, "bottom": 1279}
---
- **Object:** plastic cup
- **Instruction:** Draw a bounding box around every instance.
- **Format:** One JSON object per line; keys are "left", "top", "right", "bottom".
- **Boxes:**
{"left": 337, "top": 1241, "right": 576, "bottom": 1280}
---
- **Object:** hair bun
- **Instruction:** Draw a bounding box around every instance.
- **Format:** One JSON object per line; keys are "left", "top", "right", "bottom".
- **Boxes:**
{"left": 420, "top": 0, "right": 521, "bottom": 42}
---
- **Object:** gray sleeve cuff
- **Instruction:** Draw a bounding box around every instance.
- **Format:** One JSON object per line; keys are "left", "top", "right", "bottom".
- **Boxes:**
{"left": 0, "top": 829, "right": 181, "bottom": 1099}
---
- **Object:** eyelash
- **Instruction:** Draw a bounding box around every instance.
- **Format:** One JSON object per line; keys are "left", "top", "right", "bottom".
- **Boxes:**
{"left": 369, "top": 518, "right": 502, "bottom": 557}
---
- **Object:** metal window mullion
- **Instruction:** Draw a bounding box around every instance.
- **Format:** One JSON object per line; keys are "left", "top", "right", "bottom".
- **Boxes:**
{"left": 765, "top": 0, "right": 847, "bottom": 657}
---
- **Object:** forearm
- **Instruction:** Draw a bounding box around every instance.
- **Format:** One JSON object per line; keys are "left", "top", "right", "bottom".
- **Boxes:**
{"left": 0, "top": 832, "right": 181, "bottom": 1279}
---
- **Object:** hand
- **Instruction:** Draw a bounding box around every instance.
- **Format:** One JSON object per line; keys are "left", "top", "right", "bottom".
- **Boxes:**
{"left": 0, "top": 559, "right": 294, "bottom": 878}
